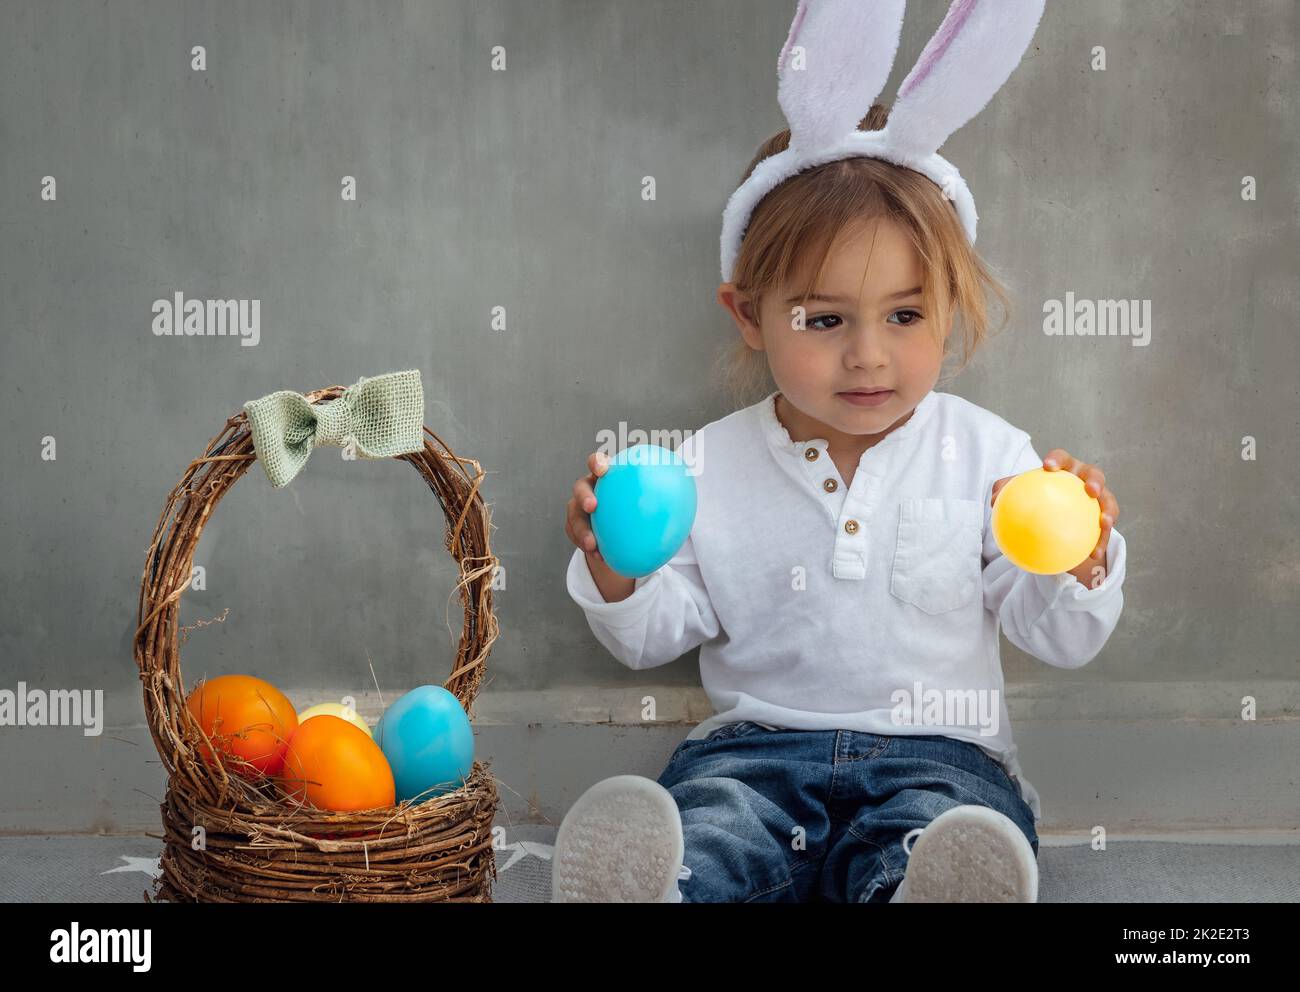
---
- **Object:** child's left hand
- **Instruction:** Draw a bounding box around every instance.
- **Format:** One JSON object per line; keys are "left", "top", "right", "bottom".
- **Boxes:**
{"left": 991, "top": 449, "right": 1120, "bottom": 589}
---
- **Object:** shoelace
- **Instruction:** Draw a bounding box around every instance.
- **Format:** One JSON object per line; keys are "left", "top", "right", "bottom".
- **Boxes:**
{"left": 902, "top": 826, "right": 925, "bottom": 857}
{"left": 666, "top": 865, "right": 692, "bottom": 903}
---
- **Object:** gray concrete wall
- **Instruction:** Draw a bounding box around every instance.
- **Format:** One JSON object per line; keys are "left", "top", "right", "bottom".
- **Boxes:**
{"left": 0, "top": 1, "right": 1296, "bottom": 834}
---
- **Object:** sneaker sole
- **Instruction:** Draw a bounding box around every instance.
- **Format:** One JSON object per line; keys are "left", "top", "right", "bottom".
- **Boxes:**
{"left": 551, "top": 774, "right": 684, "bottom": 903}
{"left": 900, "top": 804, "right": 1038, "bottom": 903}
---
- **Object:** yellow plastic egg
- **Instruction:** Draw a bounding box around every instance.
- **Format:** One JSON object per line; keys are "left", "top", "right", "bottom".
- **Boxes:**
{"left": 991, "top": 468, "right": 1101, "bottom": 575}
{"left": 297, "top": 701, "right": 372, "bottom": 738}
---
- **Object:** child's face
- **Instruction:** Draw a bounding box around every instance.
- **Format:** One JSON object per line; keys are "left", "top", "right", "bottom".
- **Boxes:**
{"left": 721, "top": 215, "right": 949, "bottom": 446}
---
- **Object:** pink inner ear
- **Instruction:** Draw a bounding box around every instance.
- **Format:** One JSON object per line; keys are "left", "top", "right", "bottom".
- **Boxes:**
{"left": 777, "top": 0, "right": 811, "bottom": 72}
{"left": 898, "top": 0, "right": 979, "bottom": 98}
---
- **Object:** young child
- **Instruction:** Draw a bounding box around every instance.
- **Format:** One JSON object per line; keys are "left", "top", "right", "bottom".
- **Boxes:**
{"left": 555, "top": 0, "right": 1124, "bottom": 903}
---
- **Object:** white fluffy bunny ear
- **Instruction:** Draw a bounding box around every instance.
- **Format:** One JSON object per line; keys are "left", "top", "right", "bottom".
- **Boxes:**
{"left": 887, "top": 0, "right": 1046, "bottom": 161}
{"left": 777, "top": 0, "right": 907, "bottom": 153}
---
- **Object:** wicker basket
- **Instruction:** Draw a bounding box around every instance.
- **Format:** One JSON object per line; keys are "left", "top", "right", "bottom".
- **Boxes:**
{"left": 133, "top": 384, "right": 501, "bottom": 902}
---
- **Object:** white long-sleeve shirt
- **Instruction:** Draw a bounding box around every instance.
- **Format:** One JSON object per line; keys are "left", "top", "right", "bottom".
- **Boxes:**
{"left": 566, "top": 388, "right": 1127, "bottom": 823}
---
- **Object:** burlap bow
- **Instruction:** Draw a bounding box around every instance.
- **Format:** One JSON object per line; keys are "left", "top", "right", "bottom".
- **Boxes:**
{"left": 242, "top": 369, "right": 425, "bottom": 488}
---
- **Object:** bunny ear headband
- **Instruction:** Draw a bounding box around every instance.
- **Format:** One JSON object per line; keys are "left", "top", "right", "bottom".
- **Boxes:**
{"left": 719, "top": 0, "right": 1046, "bottom": 283}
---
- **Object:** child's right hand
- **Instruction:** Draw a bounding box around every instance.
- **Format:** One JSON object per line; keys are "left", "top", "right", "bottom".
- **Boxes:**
{"left": 565, "top": 449, "right": 636, "bottom": 603}
{"left": 566, "top": 449, "right": 610, "bottom": 558}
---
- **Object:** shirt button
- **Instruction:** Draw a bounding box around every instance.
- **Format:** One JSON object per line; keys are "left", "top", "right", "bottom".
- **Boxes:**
{"left": 844, "top": 519, "right": 859, "bottom": 534}
{"left": 804, "top": 447, "right": 819, "bottom": 461}
{"left": 823, "top": 478, "right": 838, "bottom": 493}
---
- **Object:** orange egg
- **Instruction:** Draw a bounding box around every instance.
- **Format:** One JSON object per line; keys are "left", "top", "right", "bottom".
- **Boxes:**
{"left": 278, "top": 715, "right": 396, "bottom": 813}
{"left": 185, "top": 674, "right": 298, "bottom": 777}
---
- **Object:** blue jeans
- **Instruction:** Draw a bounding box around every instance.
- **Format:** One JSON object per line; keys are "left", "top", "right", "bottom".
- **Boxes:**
{"left": 656, "top": 721, "right": 1040, "bottom": 903}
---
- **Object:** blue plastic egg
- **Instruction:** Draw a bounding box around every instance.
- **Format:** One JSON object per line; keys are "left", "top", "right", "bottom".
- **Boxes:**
{"left": 374, "top": 685, "right": 474, "bottom": 804}
{"left": 590, "top": 443, "right": 697, "bottom": 578}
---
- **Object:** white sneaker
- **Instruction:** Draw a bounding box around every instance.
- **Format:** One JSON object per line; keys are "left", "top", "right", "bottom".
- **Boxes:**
{"left": 551, "top": 774, "right": 687, "bottom": 903}
{"left": 889, "top": 804, "right": 1038, "bottom": 903}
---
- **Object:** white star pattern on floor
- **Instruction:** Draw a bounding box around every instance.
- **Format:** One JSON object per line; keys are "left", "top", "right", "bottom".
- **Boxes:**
{"left": 101, "top": 855, "right": 162, "bottom": 880}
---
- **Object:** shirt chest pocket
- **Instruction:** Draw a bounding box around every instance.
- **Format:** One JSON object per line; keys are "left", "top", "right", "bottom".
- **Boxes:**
{"left": 889, "top": 497, "right": 985, "bottom": 615}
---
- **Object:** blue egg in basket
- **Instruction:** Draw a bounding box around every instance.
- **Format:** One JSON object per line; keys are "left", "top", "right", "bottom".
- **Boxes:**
{"left": 374, "top": 685, "right": 474, "bottom": 804}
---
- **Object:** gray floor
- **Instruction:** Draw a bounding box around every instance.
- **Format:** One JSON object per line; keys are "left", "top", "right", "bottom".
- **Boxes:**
{"left": 2, "top": 829, "right": 1297, "bottom": 902}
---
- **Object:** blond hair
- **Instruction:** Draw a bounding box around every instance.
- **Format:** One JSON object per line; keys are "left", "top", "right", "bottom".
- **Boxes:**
{"left": 714, "top": 103, "right": 1013, "bottom": 409}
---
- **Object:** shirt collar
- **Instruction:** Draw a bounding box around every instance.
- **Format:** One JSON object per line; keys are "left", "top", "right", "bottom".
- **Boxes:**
{"left": 758, "top": 388, "right": 940, "bottom": 462}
